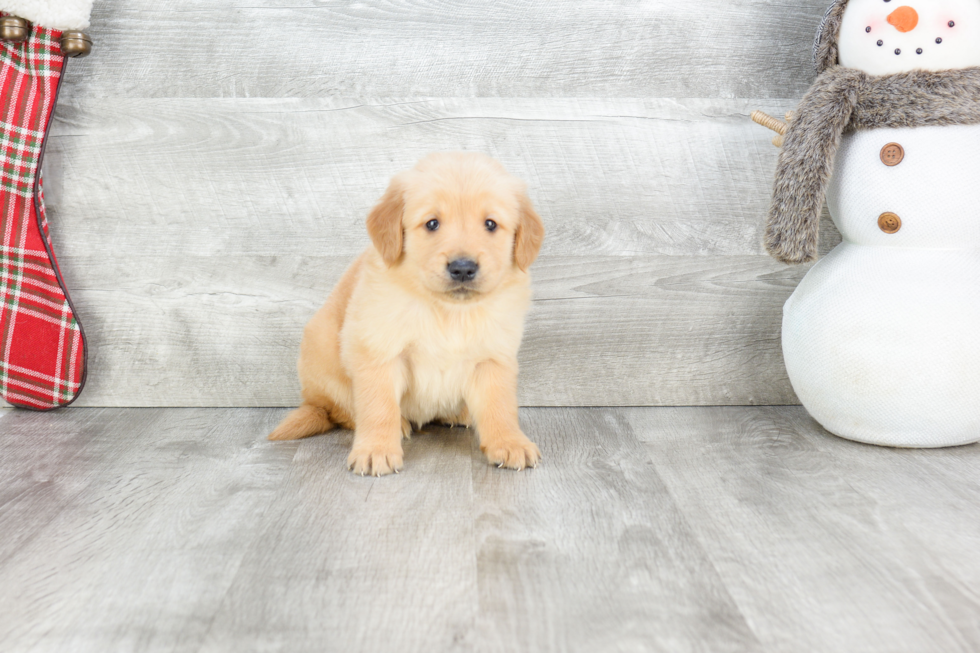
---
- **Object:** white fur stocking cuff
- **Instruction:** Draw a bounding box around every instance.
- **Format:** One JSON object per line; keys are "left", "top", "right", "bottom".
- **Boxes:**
{"left": 1, "top": 0, "right": 93, "bottom": 31}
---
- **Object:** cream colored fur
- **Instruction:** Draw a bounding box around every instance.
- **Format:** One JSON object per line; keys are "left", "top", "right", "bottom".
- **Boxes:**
{"left": 269, "top": 152, "right": 545, "bottom": 477}
{"left": 1, "top": 0, "right": 93, "bottom": 30}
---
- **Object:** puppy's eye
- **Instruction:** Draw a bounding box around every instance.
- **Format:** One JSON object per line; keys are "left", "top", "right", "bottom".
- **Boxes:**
{"left": 485, "top": 219, "right": 498, "bottom": 232}
{"left": 425, "top": 219, "right": 440, "bottom": 231}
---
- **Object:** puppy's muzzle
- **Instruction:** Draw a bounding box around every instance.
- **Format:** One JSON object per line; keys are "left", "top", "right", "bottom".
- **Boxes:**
{"left": 447, "top": 258, "right": 479, "bottom": 283}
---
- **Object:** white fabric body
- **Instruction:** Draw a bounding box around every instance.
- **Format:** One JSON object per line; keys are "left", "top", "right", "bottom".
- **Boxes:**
{"left": 783, "top": 124, "right": 980, "bottom": 447}
{"left": 838, "top": 0, "right": 980, "bottom": 75}
{"left": 0, "top": 0, "right": 93, "bottom": 30}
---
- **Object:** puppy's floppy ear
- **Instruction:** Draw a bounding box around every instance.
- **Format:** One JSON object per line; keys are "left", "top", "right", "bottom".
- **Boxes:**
{"left": 514, "top": 192, "right": 544, "bottom": 272}
{"left": 367, "top": 176, "right": 406, "bottom": 267}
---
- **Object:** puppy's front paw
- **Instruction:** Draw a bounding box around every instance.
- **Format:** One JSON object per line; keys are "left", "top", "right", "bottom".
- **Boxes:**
{"left": 481, "top": 432, "right": 540, "bottom": 471}
{"left": 347, "top": 441, "right": 404, "bottom": 477}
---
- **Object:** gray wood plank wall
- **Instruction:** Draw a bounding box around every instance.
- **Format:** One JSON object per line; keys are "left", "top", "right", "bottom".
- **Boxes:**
{"left": 18, "top": 0, "right": 840, "bottom": 408}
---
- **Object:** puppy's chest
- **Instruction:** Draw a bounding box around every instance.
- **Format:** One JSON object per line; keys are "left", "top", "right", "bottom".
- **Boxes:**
{"left": 399, "top": 321, "right": 491, "bottom": 419}
{"left": 404, "top": 331, "right": 484, "bottom": 387}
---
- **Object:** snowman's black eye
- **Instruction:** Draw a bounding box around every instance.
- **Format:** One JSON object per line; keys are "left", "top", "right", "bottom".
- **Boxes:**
{"left": 895, "top": 48, "right": 901, "bottom": 55}
{"left": 866, "top": 26, "right": 872, "bottom": 33}
{"left": 937, "top": 37, "right": 943, "bottom": 44}
{"left": 877, "top": 40, "right": 884, "bottom": 46}
{"left": 916, "top": 48, "right": 923, "bottom": 54}
{"left": 950, "top": 20, "right": 956, "bottom": 27}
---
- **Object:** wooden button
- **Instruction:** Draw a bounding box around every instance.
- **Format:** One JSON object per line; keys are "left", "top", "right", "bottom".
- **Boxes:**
{"left": 880, "top": 143, "right": 904, "bottom": 166}
{"left": 878, "top": 212, "right": 902, "bottom": 234}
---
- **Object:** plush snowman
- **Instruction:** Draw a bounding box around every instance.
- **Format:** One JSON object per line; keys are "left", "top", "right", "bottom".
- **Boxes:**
{"left": 761, "top": 0, "right": 980, "bottom": 447}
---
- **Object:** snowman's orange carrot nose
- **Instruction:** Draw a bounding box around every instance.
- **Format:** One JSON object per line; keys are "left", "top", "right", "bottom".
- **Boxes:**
{"left": 887, "top": 6, "right": 919, "bottom": 32}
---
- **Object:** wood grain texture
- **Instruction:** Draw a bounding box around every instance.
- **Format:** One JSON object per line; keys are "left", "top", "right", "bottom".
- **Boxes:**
{"left": 627, "top": 406, "right": 980, "bottom": 653}
{"left": 2, "top": 407, "right": 977, "bottom": 652}
{"left": 0, "top": 407, "right": 116, "bottom": 562}
{"left": 198, "top": 421, "right": 479, "bottom": 653}
{"left": 44, "top": 97, "right": 813, "bottom": 259}
{"left": 470, "top": 408, "right": 759, "bottom": 652}
{"left": 21, "top": 2, "right": 846, "bottom": 408}
{"left": 32, "top": 96, "right": 843, "bottom": 407}
{"left": 41, "top": 254, "right": 808, "bottom": 407}
{"left": 0, "top": 408, "right": 296, "bottom": 651}
{"left": 66, "top": 1, "right": 827, "bottom": 100}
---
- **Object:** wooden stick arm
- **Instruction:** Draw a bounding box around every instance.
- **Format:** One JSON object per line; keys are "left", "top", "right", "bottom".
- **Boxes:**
{"left": 751, "top": 110, "right": 793, "bottom": 148}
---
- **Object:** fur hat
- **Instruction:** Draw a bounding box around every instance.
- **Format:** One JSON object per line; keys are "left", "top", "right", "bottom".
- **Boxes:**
{"left": 812, "top": 0, "right": 850, "bottom": 74}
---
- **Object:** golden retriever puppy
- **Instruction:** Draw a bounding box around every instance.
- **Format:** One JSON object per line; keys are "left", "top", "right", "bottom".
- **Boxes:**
{"left": 268, "top": 152, "right": 545, "bottom": 476}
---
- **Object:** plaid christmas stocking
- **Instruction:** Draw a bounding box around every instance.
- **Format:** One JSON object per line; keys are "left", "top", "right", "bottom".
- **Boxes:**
{"left": 1, "top": 2, "right": 92, "bottom": 409}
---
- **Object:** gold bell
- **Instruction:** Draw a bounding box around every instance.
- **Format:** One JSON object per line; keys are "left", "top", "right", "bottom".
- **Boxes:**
{"left": 60, "top": 31, "right": 92, "bottom": 58}
{"left": 0, "top": 15, "right": 30, "bottom": 42}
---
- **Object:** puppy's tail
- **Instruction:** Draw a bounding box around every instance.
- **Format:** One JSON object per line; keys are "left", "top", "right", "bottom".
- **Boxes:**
{"left": 268, "top": 403, "right": 334, "bottom": 441}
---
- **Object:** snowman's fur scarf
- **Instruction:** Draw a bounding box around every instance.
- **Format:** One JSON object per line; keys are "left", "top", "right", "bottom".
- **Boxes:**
{"left": 766, "top": 65, "right": 980, "bottom": 264}
{"left": 812, "top": 0, "right": 847, "bottom": 74}
{"left": 0, "top": 1, "right": 93, "bottom": 30}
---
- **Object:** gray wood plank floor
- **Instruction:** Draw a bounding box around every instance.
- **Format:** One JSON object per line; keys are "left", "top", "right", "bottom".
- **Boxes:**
{"left": 1, "top": 408, "right": 977, "bottom": 652}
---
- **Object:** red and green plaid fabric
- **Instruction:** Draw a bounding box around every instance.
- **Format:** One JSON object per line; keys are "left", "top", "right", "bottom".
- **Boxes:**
{"left": 1, "top": 23, "right": 85, "bottom": 409}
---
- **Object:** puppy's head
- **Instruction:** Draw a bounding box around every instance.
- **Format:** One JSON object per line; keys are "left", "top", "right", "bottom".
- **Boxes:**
{"left": 366, "top": 152, "right": 544, "bottom": 302}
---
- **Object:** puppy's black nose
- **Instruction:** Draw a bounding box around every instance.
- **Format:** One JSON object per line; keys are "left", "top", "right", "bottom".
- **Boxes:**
{"left": 447, "top": 258, "right": 479, "bottom": 283}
